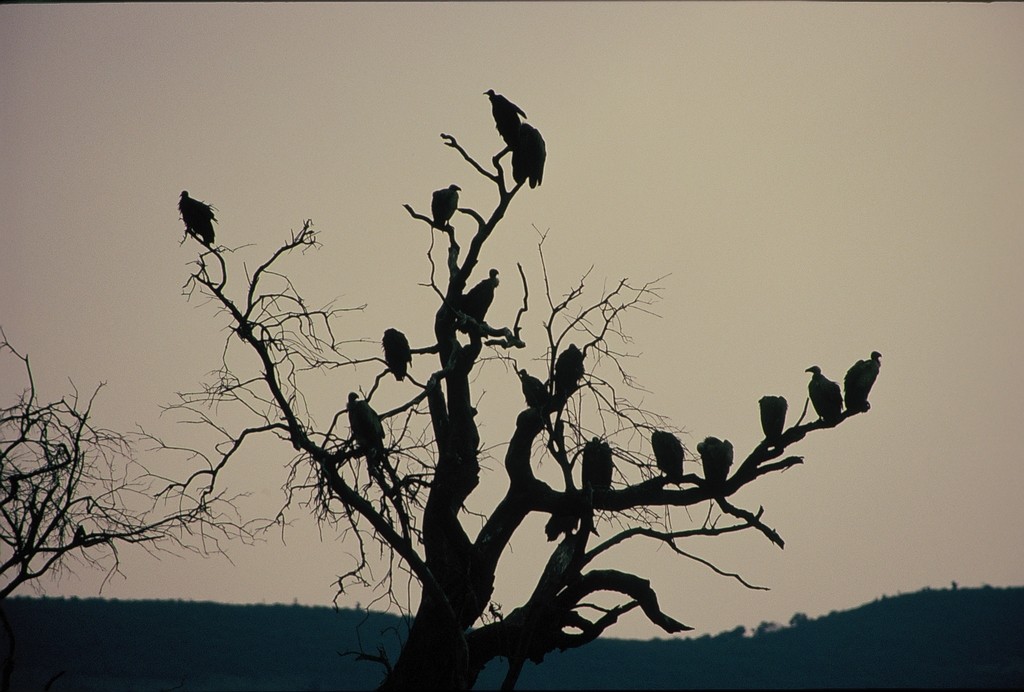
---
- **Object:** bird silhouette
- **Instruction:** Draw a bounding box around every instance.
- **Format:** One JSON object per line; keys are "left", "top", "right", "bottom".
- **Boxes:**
{"left": 512, "top": 123, "right": 546, "bottom": 189}
{"left": 178, "top": 191, "right": 217, "bottom": 246}
{"left": 431, "top": 184, "right": 460, "bottom": 231}
{"left": 844, "top": 351, "right": 882, "bottom": 412}
{"left": 554, "top": 344, "right": 585, "bottom": 402}
{"left": 582, "top": 437, "right": 614, "bottom": 490}
{"left": 458, "top": 268, "right": 499, "bottom": 332}
{"left": 806, "top": 366, "right": 843, "bottom": 423}
{"left": 758, "top": 395, "right": 788, "bottom": 443}
{"left": 651, "top": 430, "right": 685, "bottom": 482}
{"left": 518, "top": 369, "right": 550, "bottom": 411}
{"left": 484, "top": 89, "right": 527, "bottom": 150}
{"left": 382, "top": 329, "right": 412, "bottom": 382}
{"left": 697, "top": 436, "right": 733, "bottom": 489}
{"left": 347, "top": 392, "right": 384, "bottom": 461}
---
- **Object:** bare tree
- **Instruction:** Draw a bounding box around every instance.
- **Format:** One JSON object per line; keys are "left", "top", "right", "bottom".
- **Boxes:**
{"left": 0, "top": 331, "right": 240, "bottom": 692}
{"left": 171, "top": 97, "right": 878, "bottom": 690}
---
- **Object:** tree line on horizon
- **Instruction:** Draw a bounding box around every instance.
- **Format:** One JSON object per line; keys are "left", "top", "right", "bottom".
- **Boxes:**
{"left": 4, "top": 585, "right": 1022, "bottom": 690}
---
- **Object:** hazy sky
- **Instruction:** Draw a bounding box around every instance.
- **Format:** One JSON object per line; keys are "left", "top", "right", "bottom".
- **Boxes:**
{"left": 2, "top": 3, "right": 1023, "bottom": 642}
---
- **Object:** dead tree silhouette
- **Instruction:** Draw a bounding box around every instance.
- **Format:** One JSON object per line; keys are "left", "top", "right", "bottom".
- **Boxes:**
{"left": 0, "top": 332, "right": 229, "bottom": 692}
{"left": 170, "top": 94, "right": 881, "bottom": 690}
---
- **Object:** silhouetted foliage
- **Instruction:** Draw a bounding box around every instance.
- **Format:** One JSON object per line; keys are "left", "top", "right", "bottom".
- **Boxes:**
{"left": 168, "top": 93, "right": 883, "bottom": 689}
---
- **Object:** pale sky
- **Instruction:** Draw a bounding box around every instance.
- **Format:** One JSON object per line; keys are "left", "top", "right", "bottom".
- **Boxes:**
{"left": 2, "top": 3, "right": 1023, "bottom": 641}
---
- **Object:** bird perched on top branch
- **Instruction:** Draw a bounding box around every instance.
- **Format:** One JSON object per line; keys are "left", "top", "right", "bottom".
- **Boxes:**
{"left": 178, "top": 190, "right": 217, "bottom": 247}
{"left": 485, "top": 89, "right": 527, "bottom": 151}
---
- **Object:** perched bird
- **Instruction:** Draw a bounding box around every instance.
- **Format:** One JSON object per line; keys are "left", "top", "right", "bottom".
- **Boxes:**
{"left": 844, "top": 351, "right": 882, "bottom": 413}
{"left": 554, "top": 344, "right": 585, "bottom": 402}
{"left": 697, "top": 436, "right": 733, "bottom": 489}
{"left": 484, "top": 89, "right": 527, "bottom": 150}
{"left": 178, "top": 190, "right": 217, "bottom": 246}
{"left": 581, "top": 437, "right": 614, "bottom": 490}
{"left": 544, "top": 512, "right": 580, "bottom": 542}
{"left": 651, "top": 430, "right": 685, "bottom": 482}
{"left": 758, "top": 395, "right": 788, "bottom": 443}
{"left": 347, "top": 392, "right": 384, "bottom": 460}
{"left": 459, "top": 268, "right": 500, "bottom": 331}
{"left": 382, "top": 328, "right": 412, "bottom": 382}
{"left": 431, "top": 184, "right": 461, "bottom": 231}
{"left": 512, "top": 123, "right": 546, "bottom": 189}
{"left": 806, "top": 366, "right": 843, "bottom": 423}
{"left": 518, "top": 369, "right": 550, "bottom": 411}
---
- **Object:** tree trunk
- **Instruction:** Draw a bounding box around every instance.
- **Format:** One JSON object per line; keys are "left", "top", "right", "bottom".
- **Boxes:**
{"left": 378, "top": 597, "right": 470, "bottom": 690}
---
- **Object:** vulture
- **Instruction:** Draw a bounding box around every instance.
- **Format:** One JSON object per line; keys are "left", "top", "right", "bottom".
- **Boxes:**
{"left": 544, "top": 512, "right": 580, "bottom": 542}
{"left": 459, "top": 268, "right": 499, "bottom": 331}
{"left": 512, "top": 123, "right": 546, "bottom": 189}
{"left": 518, "top": 369, "right": 550, "bottom": 411}
{"left": 347, "top": 392, "right": 384, "bottom": 460}
{"left": 178, "top": 191, "right": 217, "bottom": 246}
{"left": 581, "top": 437, "right": 614, "bottom": 490}
{"left": 382, "top": 328, "right": 412, "bottom": 382}
{"left": 651, "top": 430, "right": 685, "bottom": 482}
{"left": 844, "top": 351, "right": 882, "bottom": 413}
{"left": 431, "top": 184, "right": 460, "bottom": 231}
{"left": 553, "top": 344, "right": 585, "bottom": 402}
{"left": 806, "top": 366, "right": 843, "bottom": 423}
{"left": 484, "top": 89, "right": 527, "bottom": 150}
{"left": 697, "top": 436, "right": 733, "bottom": 489}
{"left": 758, "top": 395, "right": 788, "bottom": 443}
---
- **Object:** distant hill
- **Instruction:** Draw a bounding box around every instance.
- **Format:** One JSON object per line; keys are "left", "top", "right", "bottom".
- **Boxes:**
{"left": 4, "top": 585, "right": 1023, "bottom": 690}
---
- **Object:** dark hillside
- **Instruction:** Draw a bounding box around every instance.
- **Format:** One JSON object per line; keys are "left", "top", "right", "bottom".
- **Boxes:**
{"left": 493, "top": 585, "right": 1024, "bottom": 689}
{"left": 4, "top": 585, "right": 1023, "bottom": 690}
{"left": 3, "top": 598, "right": 402, "bottom": 691}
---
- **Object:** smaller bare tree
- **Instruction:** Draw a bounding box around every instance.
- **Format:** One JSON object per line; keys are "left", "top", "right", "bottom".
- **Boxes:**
{"left": 0, "top": 329, "right": 238, "bottom": 692}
